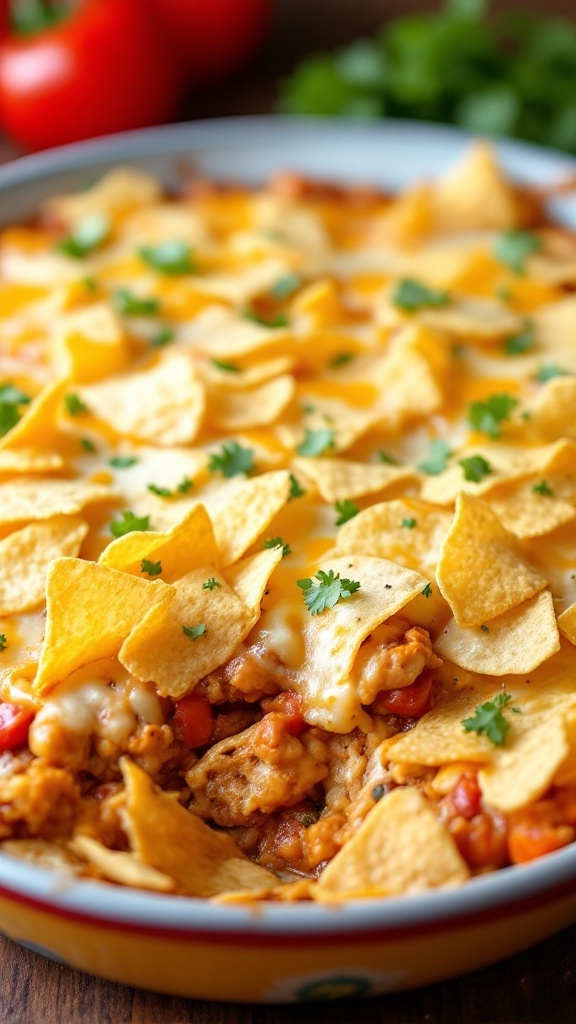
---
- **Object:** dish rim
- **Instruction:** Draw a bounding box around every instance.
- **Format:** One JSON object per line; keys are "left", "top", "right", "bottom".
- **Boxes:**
{"left": 1, "top": 114, "right": 576, "bottom": 937}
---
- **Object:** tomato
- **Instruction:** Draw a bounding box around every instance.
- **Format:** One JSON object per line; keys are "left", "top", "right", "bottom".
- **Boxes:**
{"left": 260, "top": 691, "right": 305, "bottom": 736}
{"left": 172, "top": 692, "right": 214, "bottom": 748}
{"left": 374, "top": 670, "right": 434, "bottom": 719}
{"left": 0, "top": 0, "right": 181, "bottom": 151}
{"left": 153, "top": 0, "right": 272, "bottom": 88}
{"left": 0, "top": 700, "right": 34, "bottom": 750}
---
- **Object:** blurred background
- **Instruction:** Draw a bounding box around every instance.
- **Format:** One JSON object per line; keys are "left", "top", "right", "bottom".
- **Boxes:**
{"left": 1, "top": 0, "right": 576, "bottom": 158}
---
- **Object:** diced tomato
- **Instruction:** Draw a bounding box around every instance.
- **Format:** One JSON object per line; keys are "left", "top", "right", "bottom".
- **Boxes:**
{"left": 451, "top": 775, "right": 482, "bottom": 820}
{"left": 0, "top": 701, "right": 34, "bottom": 751}
{"left": 172, "top": 693, "right": 214, "bottom": 748}
{"left": 508, "top": 806, "right": 575, "bottom": 864}
{"left": 260, "top": 691, "right": 305, "bottom": 736}
{"left": 450, "top": 810, "right": 509, "bottom": 871}
{"left": 374, "top": 670, "right": 434, "bottom": 719}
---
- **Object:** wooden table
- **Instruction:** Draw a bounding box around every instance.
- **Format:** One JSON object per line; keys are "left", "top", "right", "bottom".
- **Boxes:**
{"left": 3, "top": 1, "right": 576, "bottom": 1019}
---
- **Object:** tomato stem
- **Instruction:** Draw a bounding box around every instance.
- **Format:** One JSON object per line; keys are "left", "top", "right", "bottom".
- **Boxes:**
{"left": 10, "top": 0, "right": 68, "bottom": 35}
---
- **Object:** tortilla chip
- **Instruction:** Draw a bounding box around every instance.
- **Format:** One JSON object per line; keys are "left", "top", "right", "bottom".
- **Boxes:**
{"left": 436, "top": 493, "right": 548, "bottom": 627}
{"left": 525, "top": 377, "right": 576, "bottom": 443}
{"left": 435, "top": 591, "right": 559, "bottom": 675}
{"left": 0, "top": 448, "right": 64, "bottom": 474}
{"left": 278, "top": 398, "right": 380, "bottom": 454}
{"left": 119, "top": 565, "right": 251, "bottom": 699}
{"left": 557, "top": 602, "right": 576, "bottom": 647}
{"left": 373, "top": 324, "right": 449, "bottom": 429}
{"left": 182, "top": 305, "right": 293, "bottom": 361}
{"left": 432, "top": 142, "right": 520, "bottom": 233}
{"left": 225, "top": 546, "right": 284, "bottom": 624}
{"left": 419, "top": 295, "right": 521, "bottom": 341}
{"left": 553, "top": 709, "right": 576, "bottom": 787}
{"left": 0, "top": 478, "right": 116, "bottom": 525}
{"left": 0, "top": 516, "right": 88, "bottom": 614}
{"left": 487, "top": 485, "right": 576, "bottom": 539}
{"left": 50, "top": 302, "right": 130, "bottom": 383}
{"left": 0, "top": 378, "right": 67, "bottom": 453}
{"left": 316, "top": 787, "right": 469, "bottom": 897}
{"left": 99, "top": 503, "right": 218, "bottom": 583}
{"left": 296, "top": 555, "right": 428, "bottom": 733}
{"left": 336, "top": 498, "right": 452, "bottom": 574}
{"left": 44, "top": 167, "right": 162, "bottom": 227}
{"left": 190, "top": 257, "right": 291, "bottom": 305}
{"left": 208, "top": 374, "right": 295, "bottom": 432}
{"left": 293, "top": 457, "right": 418, "bottom": 503}
{"left": 121, "top": 759, "right": 277, "bottom": 896}
{"left": 532, "top": 295, "right": 576, "bottom": 374}
{"left": 1, "top": 838, "right": 84, "bottom": 875}
{"left": 206, "top": 470, "right": 291, "bottom": 565}
{"left": 200, "top": 354, "right": 295, "bottom": 391}
{"left": 419, "top": 442, "right": 572, "bottom": 505}
{"left": 34, "top": 557, "right": 173, "bottom": 694}
{"left": 79, "top": 354, "right": 205, "bottom": 447}
{"left": 69, "top": 834, "right": 175, "bottom": 892}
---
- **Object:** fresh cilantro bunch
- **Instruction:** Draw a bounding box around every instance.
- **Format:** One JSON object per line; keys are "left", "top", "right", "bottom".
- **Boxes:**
{"left": 278, "top": 0, "right": 576, "bottom": 153}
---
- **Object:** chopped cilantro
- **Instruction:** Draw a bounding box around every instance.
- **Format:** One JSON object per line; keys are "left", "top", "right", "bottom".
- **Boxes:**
{"left": 329, "top": 352, "right": 354, "bottom": 369}
{"left": 462, "top": 692, "right": 513, "bottom": 746}
{"left": 177, "top": 475, "right": 193, "bottom": 494}
{"left": 80, "top": 437, "right": 96, "bottom": 453}
{"left": 288, "top": 473, "right": 306, "bottom": 500}
{"left": 202, "top": 577, "right": 221, "bottom": 591}
{"left": 297, "top": 569, "right": 361, "bottom": 615}
{"left": 150, "top": 327, "right": 174, "bottom": 348}
{"left": 141, "top": 558, "right": 162, "bottom": 576}
{"left": 147, "top": 483, "right": 173, "bottom": 497}
{"left": 263, "top": 536, "right": 292, "bottom": 557}
{"left": 467, "top": 393, "right": 518, "bottom": 439}
{"left": 532, "top": 480, "right": 554, "bottom": 496}
{"left": 139, "top": 240, "right": 195, "bottom": 275}
{"left": 376, "top": 450, "right": 399, "bottom": 465}
{"left": 421, "top": 583, "right": 433, "bottom": 599}
{"left": 109, "top": 456, "right": 138, "bottom": 469}
{"left": 459, "top": 454, "right": 493, "bottom": 483}
{"left": 110, "top": 511, "right": 150, "bottom": 539}
{"left": 0, "top": 383, "right": 31, "bottom": 436}
{"left": 211, "top": 358, "right": 241, "bottom": 373}
{"left": 114, "top": 288, "right": 160, "bottom": 316}
{"left": 494, "top": 229, "right": 541, "bottom": 274}
{"left": 535, "top": 364, "right": 568, "bottom": 383}
{"left": 57, "top": 213, "right": 109, "bottom": 258}
{"left": 245, "top": 310, "right": 289, "bottom": 328}
{"left": 182, "top": 623, "right": 207, "bottom": 641}
{"left": 82, "top": 276, "right": 97, "bottom": 292}
{"left": 334, "top": 499, "right": 359, "bottom": 526}
{"left": 503, "top": 322, "right": 536, "bottom": 356}
{"left": 401, "top": 518, "right": 417, "bottom": 529}
{"left": 0, "top": 634, "right": 7, "bottom": 651}
{"left": 271, "top": 273, "right": 302, "bottom": 299}
{"left": 296, "top": 426, "right": 335, "bottom": 457}
{"left": 417, "top": 438, "right": 451, "bottom": 475}
{"left": 495, "top": 285, "right": 512, "bottom": 302}
{"left": 391, "top": 278, "right": 451, "bottom": 312}
{"left": 64, "top": 393, "right": 88, "bottom": 416}
{"left": 208, "top": 441, "right": 255, "bottom": 478}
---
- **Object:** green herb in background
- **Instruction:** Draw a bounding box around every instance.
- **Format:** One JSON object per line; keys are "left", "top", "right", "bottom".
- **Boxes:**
{"left": 278, "top": 0, "right": 576, "bottom": 154}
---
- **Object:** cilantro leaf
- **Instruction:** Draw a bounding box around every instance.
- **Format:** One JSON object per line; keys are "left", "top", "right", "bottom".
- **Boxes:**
{"left": 271, "top": 273, "right": 302, "bottom": 299}
{"left": 462, "top": 692, "right": 513, "bottom": 746}
{"left": 114, "top": 289, "right": 160, "bottom": 316}
{"left": 263, "top": 536, "right": 292, "bottom": 557}
{"left": 297, "top": 569, "right": 361, "bottom": 615}
{"left": 503, "top": 322, "right": 536, "bottom": 356}
{"left": 459, "top": 455, "right": 493, "bottom": 483}
{"left": 109, "top": 456, "right": 138, "bottom": 469}
{"left": 467, "top": 393, "right": 518, "bottom": 438}
{"left": 532, "top": 480, "right": 554, "bottom": 496}
{"left": 334, "top": 499, "right": 359, "bottom": 525}
{"left": 150, "top": 327, "right": 175, "bottom": 348}
{"left": 376, "top": 450, "right": 399, "bottom": 465}
{"left": 329, "top": 352, "right": 354, "bottom": 369}
{"left": 141, "top": 558, "right": 162, "bottom": 576}
{"left": 296, "top": 427, "right": 335, "bottom": 457}
{"left": 57, "top": 213, "right": 109, "bottom": 258}
{"left": 288, "top": 473, "right": 306, "bottom": 500}
{"left": 64, "top": 393, "right": 88, "bottom": 416}
{"left": 401, "top": 518, "right": 417, "bottom": 529}
{"left": 110, "top": 511, "right": 150, "bottom": 539}
{"left": 211, "top": 358, "right": 241, "bottom": 373}
{"left": 0, "top": 634, "right": 7, "bottom": 651}
{"left": 0, "top": 383, "right": 31, "bottom": 437}
{"left": 182, "top": 623, "right": 207, "bottom": 641}
{"left": 202, "top": 577, "right": 221, "bottom": 590}
{"left": 417, "top": 438, "right": 451, "bottom": 475}
{"left": 421, "top": 583, "right": 433, "bottom": 598}
{"left": 147, "top": 483, "right": 173, "bottom": 497}
{"left": 208, "top": 441, "right": 255, "bottom": 478}
{"left": 139, "top": 241, "right": 195, "bottom": 275}
{"left": 535, "top": 364, "right": 568, "bottom": 383}
{"left": 392, "top": 278, "right": 451, "bottom": 312}
{"left": 494, "top": 230, "right": 541, "bottom": 274}
{"left": 177, "top": 475, "right": 193, "bottom": 494}
{"left": 80, "top": 437, "right": 96, "bottom": 453}
{"left": 245, "top": 310, "right": 289, "bottom": 329}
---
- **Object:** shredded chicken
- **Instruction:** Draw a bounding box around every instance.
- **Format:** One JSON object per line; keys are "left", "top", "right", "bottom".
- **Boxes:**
{"left": 353, "top": 616, "right": 442, "bottom": 706}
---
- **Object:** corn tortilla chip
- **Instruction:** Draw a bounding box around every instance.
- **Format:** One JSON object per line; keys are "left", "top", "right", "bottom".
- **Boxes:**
{"left": 121, "top": 759, "right": 277, "bottom": 896}
{"left": 99, "top": 503, "right": 218, "bottom": 583}
{"left": 293, "top": 458, "right": 418, "bottom": 503}
{"left": 69, "top": 834, "right": 175, "bottom": 892}
{"left": 0, "top": 516, "right": 88, "bottom": 614}
{"left": 50, "top": 302, "right": 130, "bottom": 383}
{"left": 0, "top": 478, "right": 117, "bottom": 525}
{"left": 337, "top": 499, "right": 452, "bottom": 574}
{"left": 44, "top": 167, "right": 162, "bottom": 226}
{"left": 206, "top": 470, "right": 290, "bottom": 566}
{"left": 432, "top": 142, "right": 520, "bottom": 233}
{"left": 0, "top": 448, "right": 64, "bottom": 474}
{"left": 225, "top": 546, "right": 284, "bottom": 623}
{"left": 316, "top": 787, "right": 469, "bottom": 897}
{"left": 34, "top": 557, "right": 174, "bottom": 694}
{"left": 0, "top": 378, "right": 67, "bottom": 453}
{"left": 208, "top": 374, "right": 295, "bottom": 432}
{"left": 436, "top": 493, "right": 548, "bottom": 627}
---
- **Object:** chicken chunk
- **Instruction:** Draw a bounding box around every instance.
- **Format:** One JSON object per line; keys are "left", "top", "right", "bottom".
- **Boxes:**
{"left": 353, "top": 616, "right": 442, "bottom": 706}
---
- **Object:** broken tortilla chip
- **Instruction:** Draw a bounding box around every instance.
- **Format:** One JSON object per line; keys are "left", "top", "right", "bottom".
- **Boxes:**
{"left": 69, "top": 833, "right": 175, "bottom": 892}
{"left": 99, "top": 503, "right": 218, "bottom": 583}
{"left": 206, "top": 470, "right": 290, "bottom": 565}
{"left": 0, "top": 516, "right": 88, "bottom": 614}
{"left": 0, "top": 477, "right": 116, "bottom": 526}
{"left": 337, "top": 498, "right": 452, "bottom": 574}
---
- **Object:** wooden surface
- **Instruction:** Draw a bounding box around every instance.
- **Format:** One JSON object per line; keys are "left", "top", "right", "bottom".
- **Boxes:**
{"left": 3, "top": 1, "right": 576, "bottom": 1020}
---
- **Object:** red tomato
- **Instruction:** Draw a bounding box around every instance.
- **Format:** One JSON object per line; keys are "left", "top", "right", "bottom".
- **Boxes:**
{"left": 172, "top": 692, "right": 214, "bottom": 748}
{"left": 0, "top": 0, "right": 181, "bottom": 151}
{"left": 260, "top": 691, "right": 305, "bottom": 735}
{"left": 154, "top": 0, "right": 272, "bottom": 88}
{"left": 0, "top": 700, "right": 34, "bottom": 750}
{"left": 374, "top": 670, "right": 434, "bottom": 719}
